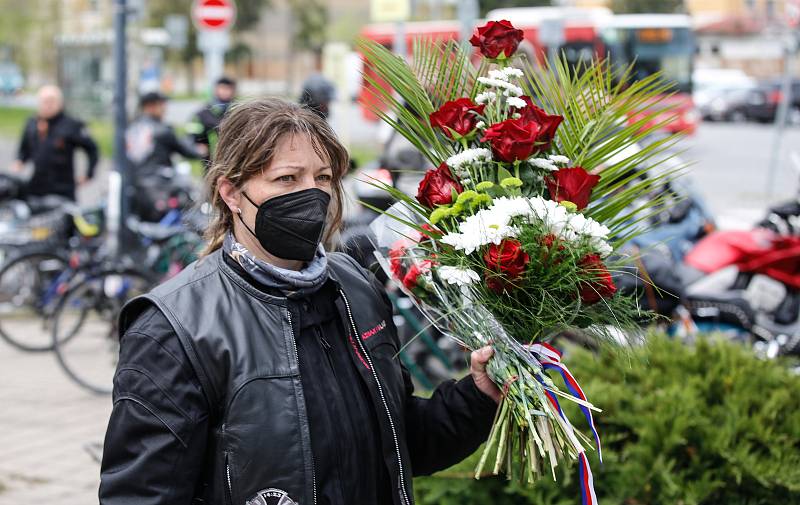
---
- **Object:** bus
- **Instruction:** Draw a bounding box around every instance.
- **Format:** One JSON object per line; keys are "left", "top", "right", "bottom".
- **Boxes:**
{"left": 358, "top": 7, "right": 699, "bottom": 134}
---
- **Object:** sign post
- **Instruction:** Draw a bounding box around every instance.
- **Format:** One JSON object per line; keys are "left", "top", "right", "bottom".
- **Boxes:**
{"left": 371, "top": 0, "right": 410, "bottom": 58}
{"left": 192, "top": 0, "right": 236, "bottom": 93}
{"left": 110, "top": 0, "right": 128, "bottom": 258}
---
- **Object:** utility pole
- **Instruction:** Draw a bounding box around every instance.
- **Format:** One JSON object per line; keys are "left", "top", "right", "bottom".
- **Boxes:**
{"left": 110, "top": 0, "right": 129, "bottom": 259}
{"left": 458, "top": 0, "right": 478, "bottom": 47}
{"left": 766, "top": 30, "right": 799, "bottom": 198}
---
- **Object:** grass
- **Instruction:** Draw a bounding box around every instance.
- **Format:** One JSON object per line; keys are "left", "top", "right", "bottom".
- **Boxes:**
{"left": 0, "top": 106, "right": 33, "bottom": 140}
{"left": 0, "top": 105, "right": 382, "bottom": 170}
{"left": 0, "top": 105, "right": 114, "bottom": 158}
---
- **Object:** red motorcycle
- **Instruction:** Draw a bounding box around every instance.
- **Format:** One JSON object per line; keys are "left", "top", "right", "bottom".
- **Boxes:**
{"left": 678, "top": 227, "right": 800, "bottom": 357}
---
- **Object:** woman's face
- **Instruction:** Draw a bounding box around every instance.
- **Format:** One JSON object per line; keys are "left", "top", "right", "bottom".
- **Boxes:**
{"left": 220, "top": 132, "right": 335, "bottom": 267}
{"left": 241, "top": 133, "right": 333, "bottom": 205}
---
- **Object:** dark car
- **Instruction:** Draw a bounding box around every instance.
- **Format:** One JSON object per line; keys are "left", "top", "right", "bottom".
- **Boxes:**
{"left": 744, "top": 79, "right": 800, "bottom": 124}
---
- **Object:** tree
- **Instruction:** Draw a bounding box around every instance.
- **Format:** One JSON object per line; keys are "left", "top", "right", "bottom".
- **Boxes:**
{"left": 610, "top": 0, "right": 684, "bottom": 14}
{"left": 479, "top": 0, "right": 551, "bottom": 17}
{"left": 288, "top": 0, "right": 328, "bottom": 52}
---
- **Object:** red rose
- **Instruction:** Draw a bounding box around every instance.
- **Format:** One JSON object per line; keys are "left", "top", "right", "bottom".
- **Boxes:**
{"left": 416, "top": 162, "right": 463, "bottom": 208}
{"left": 469, "top": 20, "right": 524, "bottom": 60}
{"left": 513, "top": 96, "right": 563, "bottom": 152}
{"left": 486, "top": 276, "right": 511, "bottom": 294}
{"left": 484, "top": 239, "right": 530, "bottom": 281}
{"left": 578, "top": 254, "right": 617, "bottom": 304}
{"left": 480, "top": 117, "right": 542, "bottom": 163}
{"left": 389, "top": 246, "right": 405, "bottom": 280}
{"left": 545, "top": 167, "right": 601, "bottom": 210}
{"left": 429, "top": 98, "right": 485, "bottom": 139}
{"left": 402, "top": 260, "right": 432, "bottom": 291}
{"left": 541, "top": 233, "right": 566, "bottom": 263}
{"left": 419, "top": 223, "right": 442, "bottom": 241}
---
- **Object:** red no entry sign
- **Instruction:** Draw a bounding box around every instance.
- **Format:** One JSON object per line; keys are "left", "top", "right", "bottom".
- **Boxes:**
{"left": 192, "top": 0, "right": 237, "bottom": 31}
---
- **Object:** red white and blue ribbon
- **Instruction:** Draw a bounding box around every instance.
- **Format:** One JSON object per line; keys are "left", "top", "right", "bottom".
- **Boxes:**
{"left": 529, "top": 342, "right": 601, "bottom": 505}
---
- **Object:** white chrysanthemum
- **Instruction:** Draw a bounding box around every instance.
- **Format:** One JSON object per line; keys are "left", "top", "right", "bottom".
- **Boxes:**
{"left": 548, "top": 154, "right": 570, "bottom": 165}
{"left": 487, "top": 69, "right": 510, "bottom": 82}
{"left": 491, "top": 196, "right": 535, "bottom": 220}
{"left": 502, "top": 66, "right": 524, "bottom": 78}
{"left": 592, "top": 239, "right": 614, "bottom": 257}
{"left": 477, "top": 76, "right": 509, "bottom": 88}
{"left": 446, "top": 148, "right": 492, "bottom": 170}
{"left": 440, "top": 195, "right": 614, "bottom": 257}
{"left": 530, "top": 158, "right": 558, "bottom": 171}
{"left": 478, "top": 77, "right": 523, "bottom": 97}
{"left": 437, "top": 265, "right": 481, "bottom": 286}
{"left": 441, "top": 205, "right": 521, "bottom": 254}
{"left": 506, "top": 96, "right": 527, "bottom": 109}
{"left": 475, "top": 121, "right": 486, "bottom": 130}
{"left": 475, "top": 91, "right": 497, "bottom": 104}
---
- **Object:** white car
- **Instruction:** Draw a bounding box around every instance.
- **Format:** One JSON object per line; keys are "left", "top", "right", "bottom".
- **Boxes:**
{"left": 693, "top": 68, "right": 757, "bottom": 122}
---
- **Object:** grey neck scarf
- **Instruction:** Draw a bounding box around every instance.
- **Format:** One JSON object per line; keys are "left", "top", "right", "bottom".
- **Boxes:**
{"left": 223, "top": 232, "right": 329, "bottom": 298}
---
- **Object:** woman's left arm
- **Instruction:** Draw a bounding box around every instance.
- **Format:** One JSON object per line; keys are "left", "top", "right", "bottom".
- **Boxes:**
{"left": 402, "top": 351, "right": 500, "bottom": 476}
{"left": 367, "top": 274, "right": 500, "bottom": 476}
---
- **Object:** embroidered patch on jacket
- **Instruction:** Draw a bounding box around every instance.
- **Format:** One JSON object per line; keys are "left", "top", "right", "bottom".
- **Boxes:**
{"left": 361, "top": 319, "right": 387, "bottom": 340}
{"left": 348, "top": 333, "right": 371, "bottom": 370}
{"left": 246, "top": 488, "right": 299, "bottom": 505}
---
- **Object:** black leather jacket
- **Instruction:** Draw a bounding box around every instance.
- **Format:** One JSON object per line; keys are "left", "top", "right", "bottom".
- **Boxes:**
{"left": 17, "top": 112, "right": 99, "bottom": 200}
{"left": 99, "top": 249, "right": 496, "bottom": 505}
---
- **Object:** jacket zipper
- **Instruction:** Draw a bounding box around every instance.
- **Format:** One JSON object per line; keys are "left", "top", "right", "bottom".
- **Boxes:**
{"left": 287, "top": 309, "right": 318, "bottom": 505}
{"left": 339, "top": 289, "right": 411, "bottom": 505}
{"left": 315, "top": 327, "right": 337, "bottom": 376}
{"left": 225, "top": 453, "right": 233, "bottom": 505}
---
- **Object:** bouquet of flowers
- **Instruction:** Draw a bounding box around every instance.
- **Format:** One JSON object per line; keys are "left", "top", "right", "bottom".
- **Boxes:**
{"left": 360, "top": 19, "right": 684, "bottom": 504}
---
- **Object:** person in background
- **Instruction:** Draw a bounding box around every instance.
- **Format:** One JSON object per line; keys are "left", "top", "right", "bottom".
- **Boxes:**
{"left": 11, "top": 85, "right": 99, "bottom": 201}
{"left": 126, "top": 91, "right": 203, "bottom": 181}
{"left": 186, "top": 76, "right": 237, "bottom": 166}
{"left": 299, "top": 48, "right": 336, "bottom": 120}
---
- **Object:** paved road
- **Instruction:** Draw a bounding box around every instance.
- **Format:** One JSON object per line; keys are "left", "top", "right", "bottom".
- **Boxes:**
{"left": 0, "top": 331, "right": 111, "bottom": 504}
{"left": 684, "top": 121, "right": 800, "bottom": 229}
{"left": 0, "top": 117, "right": 799, "bottom": 503}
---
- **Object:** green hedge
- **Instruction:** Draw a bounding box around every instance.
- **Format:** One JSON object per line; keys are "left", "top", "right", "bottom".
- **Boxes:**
{"left": 414, "top": 336, "right": 800, "bottom": 505}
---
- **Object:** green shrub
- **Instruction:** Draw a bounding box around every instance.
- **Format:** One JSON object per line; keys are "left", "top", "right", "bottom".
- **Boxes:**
{"left": 414, "top": 335, "right": 800, "bottom": 505}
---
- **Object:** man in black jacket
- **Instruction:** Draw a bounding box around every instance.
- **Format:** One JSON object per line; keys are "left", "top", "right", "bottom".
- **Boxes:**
{"left": 126, "top": 92, "right": 203, "bottom": 180}
{"left": 186, "top": 76, "right": 236, "bottom": 166}
{"left": 11, "top": 85, "right": 99, "bottom": 201}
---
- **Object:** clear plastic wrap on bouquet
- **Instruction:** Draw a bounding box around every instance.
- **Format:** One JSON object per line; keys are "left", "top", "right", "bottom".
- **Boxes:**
{"left": 369, "top": 204, "right": 602, "bottom": 489}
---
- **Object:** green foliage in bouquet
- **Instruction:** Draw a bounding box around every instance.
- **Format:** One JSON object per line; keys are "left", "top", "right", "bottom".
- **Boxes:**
{"left": 414, "top": 335, "right": 800, "bottom": 505}
{"left": 357, "top": 37, "right": 687, "bottom": 245}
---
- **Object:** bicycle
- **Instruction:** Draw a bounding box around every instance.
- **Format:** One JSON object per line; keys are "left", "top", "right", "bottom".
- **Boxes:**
{"left": 49, "top": 209, "right": 204, "bottom": 394}
{"left": 0, "top": 206, "right": 102, "bottom": 351}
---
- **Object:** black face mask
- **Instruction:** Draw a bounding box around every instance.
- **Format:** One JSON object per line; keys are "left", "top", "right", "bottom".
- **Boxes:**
{"left": 239, "top": 188, "right": 331, "bottom": 262}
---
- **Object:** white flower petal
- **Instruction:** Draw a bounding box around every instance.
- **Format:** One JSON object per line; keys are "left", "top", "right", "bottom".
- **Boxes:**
{"left": 548, "top": 154, "right": 571, "bottom": 165}
{"left": 438, "top": 265, "right": 481, "bottom": 286}
{"left": 530, "top": 158, "right": 558, "bottom": 171}
{"left": 506, "top": 96, "right": 527, "bottom": 109}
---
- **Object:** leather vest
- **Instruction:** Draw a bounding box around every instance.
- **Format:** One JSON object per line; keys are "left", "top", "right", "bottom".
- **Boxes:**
{"left": 119, "top": 249, "right": 414, "bottom": 505}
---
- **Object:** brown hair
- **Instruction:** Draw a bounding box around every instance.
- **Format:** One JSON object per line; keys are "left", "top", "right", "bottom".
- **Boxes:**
{"left": 202, "top": 97, "right": 349, "bottom": 256}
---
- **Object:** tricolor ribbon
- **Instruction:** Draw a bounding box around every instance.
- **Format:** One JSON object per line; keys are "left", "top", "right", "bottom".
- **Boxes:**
{"left": 529, "top": 342, "right": 601, "bottom": 505}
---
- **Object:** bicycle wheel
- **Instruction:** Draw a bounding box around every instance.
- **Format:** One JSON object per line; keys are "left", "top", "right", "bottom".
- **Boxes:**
{"left": 0, "top": 250, "right": 68, "bottom": 351}
{"left": 51, "top": 269, "right": 153, "bottom": 395}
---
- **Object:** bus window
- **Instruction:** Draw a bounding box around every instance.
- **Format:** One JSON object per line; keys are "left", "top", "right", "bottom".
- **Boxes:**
{"left": 608, "top": 26, "right": 694, "bottom": 93}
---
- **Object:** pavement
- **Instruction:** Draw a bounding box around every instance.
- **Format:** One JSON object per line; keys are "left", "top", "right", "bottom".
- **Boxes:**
{"left": 0, "top": 111, "right": 799, "bottom": 503}
{"left": 0, "top": 332, "right": 111, "bottom": 504}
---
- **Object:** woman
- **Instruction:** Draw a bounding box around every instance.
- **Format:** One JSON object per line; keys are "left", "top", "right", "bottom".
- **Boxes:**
{"left": 99, "top": 98, "right": 500, "bottom": 505}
